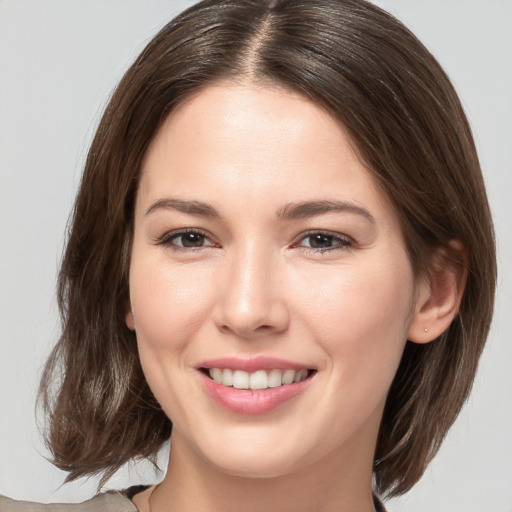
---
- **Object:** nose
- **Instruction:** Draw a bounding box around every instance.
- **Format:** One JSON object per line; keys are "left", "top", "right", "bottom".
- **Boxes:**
{"left": 213, "top": 245, "right": 290, "bottom": 340}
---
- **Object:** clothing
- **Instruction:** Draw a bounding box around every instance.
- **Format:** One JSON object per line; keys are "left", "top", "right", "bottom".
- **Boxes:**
{"left": 0, "top": 492, "right": 137, "bottom": 512}
{"left": 0, "top": 489, "right": 387, "bottom": 511}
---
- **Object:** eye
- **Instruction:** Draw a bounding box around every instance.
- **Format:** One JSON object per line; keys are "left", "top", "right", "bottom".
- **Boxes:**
{"left": 293, "top": 231, "right": 352, "bottom": 252}
{"left": 158, "top": 229, "right": 216, "bottom": 250}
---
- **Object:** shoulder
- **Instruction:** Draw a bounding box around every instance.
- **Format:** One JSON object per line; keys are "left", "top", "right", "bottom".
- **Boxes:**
{"left": 0, "top": 492, "right": 138, "bottom": 512}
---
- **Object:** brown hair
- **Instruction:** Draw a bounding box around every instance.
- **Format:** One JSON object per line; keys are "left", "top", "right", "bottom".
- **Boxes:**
{"left": 40, "top": 0, "right": 496, "bottom": 498}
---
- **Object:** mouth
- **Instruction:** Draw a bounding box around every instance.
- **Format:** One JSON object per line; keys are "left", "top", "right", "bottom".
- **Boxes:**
{"left": 201, "top": 367, "right": 315, "bottom": 390}
{"left": 197, "top": 356, "right": 317, "bottom": 414}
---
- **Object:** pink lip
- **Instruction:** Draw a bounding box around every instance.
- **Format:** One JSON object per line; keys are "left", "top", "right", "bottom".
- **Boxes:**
{"left": 196, "top": 357, "right": 315, "bottom": 415}
{"left": 199, "top": 356, "right": 310, "bottom": 373}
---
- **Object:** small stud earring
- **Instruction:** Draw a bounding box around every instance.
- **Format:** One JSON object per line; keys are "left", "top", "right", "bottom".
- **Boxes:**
{"left": 424, "top": 327, "right": 429, "bottom": 333}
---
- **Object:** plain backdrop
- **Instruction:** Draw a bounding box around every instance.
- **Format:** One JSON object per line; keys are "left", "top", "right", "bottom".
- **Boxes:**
{"left": 0, "top": 1, "right": 511, "bottom": 511}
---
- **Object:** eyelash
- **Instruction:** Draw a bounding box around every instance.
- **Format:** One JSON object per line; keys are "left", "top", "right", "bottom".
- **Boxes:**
{"left": 156, "top": 228, "right": 216, "bottom": 251}
{"left": 155, "top": 229, "right": 352, "bottom": 253}
{"left": 291, "top": 230, "right": 353, "bottom": 253}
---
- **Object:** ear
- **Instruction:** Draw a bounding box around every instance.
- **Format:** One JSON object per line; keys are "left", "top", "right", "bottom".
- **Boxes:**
{"left": 125, "top": 300, "right": 136, "bottom": 331}
{"left": 408, "top": 241, "right": 467, "bottom": 344}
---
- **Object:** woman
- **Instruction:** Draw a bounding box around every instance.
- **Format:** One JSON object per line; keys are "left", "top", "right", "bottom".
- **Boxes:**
{"left": 0, "top": 0, "right": 497, "bottom": 510}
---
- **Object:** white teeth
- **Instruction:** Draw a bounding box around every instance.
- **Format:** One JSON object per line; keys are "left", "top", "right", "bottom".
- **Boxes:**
{"left": 222, "top": 368, "right": 233, "bottom": 386}
{"left": 208, "top": 368, "right": 310, "bottom": 390}
{"left": 232, "top": 370, "right": 250, "bottom": 389}
{"left": 249, "top": 370, "right": 268, "bottom": 390}
{"left": 209, "top": 368, "right": 223, "bottom": 384}
{"left": 294, "top": 369, "right": 308, "bottom": 382}
{"left": 281, "top": 369, "right": 296, "bottom": 385}
{"left": 268, "top": 369, "right": 283, "bottom": 388}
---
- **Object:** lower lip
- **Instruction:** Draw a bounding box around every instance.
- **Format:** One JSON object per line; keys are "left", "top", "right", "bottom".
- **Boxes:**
{"left": 199, "top": 371, "right": 313, "bottom": 415}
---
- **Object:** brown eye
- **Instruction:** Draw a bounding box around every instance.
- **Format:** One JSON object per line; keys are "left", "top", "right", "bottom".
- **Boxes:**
{"left": 295, "top": 231, "right": 352, "bottom": 252}
{"left": 307, "top": 234, "right": 337, "bottom": 249}
{"left": 174, "top": 232, "right": 208, "bottom": 247}
{"left": 159, "top": 229, "right": 216, "bottom": 249}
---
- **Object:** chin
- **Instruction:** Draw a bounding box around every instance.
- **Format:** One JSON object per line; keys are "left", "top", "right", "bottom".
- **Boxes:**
{"left": 181, "top": 425, "right": 307, "bottom": 480}
{"left": 208, "top": 451, "right": 302, "bottom": 480}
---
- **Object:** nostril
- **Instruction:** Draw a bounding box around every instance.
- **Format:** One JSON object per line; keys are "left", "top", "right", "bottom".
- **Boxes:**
{"left": 255, "top": 324, "right": 272, "bottom": 331}
{"left": 219, "top": 322, "right": 273, "bottom": 336}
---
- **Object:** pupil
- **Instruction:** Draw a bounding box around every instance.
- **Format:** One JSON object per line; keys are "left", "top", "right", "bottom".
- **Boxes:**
{"left": 311, "top": 234, "right": 332, "bottom": 248}
{"left": 182, "top": 233, "right": 203, "bottom": 247}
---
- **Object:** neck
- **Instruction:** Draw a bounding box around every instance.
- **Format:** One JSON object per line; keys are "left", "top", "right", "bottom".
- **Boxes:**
{"left": 148, "top": 431, "right": 377, "bottom": 512}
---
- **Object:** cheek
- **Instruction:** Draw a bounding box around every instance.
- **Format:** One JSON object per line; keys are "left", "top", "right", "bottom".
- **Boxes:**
{"left": 128, "top": 260, "right": 215, "bottom": 420}
{"left": 129, "top": 257, "right": 214, "bottom": 355}
{"left": 295, "top": 255, "right": 414, "bottom": 373}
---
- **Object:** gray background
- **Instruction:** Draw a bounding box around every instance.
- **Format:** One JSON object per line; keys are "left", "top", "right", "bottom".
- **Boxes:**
{"left": 0, "top": 1, "right": 511, "bottom": 510}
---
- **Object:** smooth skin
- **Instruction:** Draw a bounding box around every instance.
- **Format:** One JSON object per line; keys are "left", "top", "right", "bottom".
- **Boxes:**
{"left": 127, "top": 83, "right": 464, "bottom": 512}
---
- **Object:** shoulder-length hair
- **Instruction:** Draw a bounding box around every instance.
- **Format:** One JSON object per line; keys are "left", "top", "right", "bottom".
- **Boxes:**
{"left": 40, "top": 0, "right": 496, "bottom": 498}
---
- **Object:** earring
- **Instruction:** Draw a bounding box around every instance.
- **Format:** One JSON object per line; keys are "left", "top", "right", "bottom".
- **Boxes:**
{"left": 424, "top": 327, "right": 429, "bottom": 333}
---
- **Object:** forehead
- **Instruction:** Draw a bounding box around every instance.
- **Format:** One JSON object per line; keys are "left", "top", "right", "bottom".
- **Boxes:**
{"left": 138, "top": 83, "right": 394, "bottom": 222}
{"left": 146, "top": 83, "right": 353, "bottom": 166}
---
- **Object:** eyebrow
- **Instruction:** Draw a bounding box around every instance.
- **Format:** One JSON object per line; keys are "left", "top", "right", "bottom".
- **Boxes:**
{"left": 146, "top": 197, "right": 375, "bottom": 224}
{"left": 277, "top": 200, "right": 375, "bottom": 224}
{"left": 146, "top": 198, "right": 220, "bottom": 217}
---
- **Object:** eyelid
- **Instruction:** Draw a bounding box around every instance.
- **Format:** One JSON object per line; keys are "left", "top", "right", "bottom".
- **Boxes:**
{"left": 153, "top": 228, "right": 352, "bottom": 253}
{"left": 290, "top": 229, "right": 353, "bottom": 252}
{"left": 154, "top": 228, "right": 218, "bottom": 249}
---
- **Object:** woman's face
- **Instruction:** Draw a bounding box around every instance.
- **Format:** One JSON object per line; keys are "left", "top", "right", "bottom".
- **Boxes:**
{"left": 127, "top": 83, "right": 421, "bottom": 479}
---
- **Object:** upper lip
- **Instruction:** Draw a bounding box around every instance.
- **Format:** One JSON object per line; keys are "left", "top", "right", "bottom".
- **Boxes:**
{"left": 198, "top": 356, "right": 313, "bottom": 373}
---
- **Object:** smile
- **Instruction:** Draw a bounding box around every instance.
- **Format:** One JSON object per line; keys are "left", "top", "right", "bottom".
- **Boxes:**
{"left": 198, "top": 358, "right": 316, "bottom": 415}
{"left": 207, "top": 368, "right": 311, "bottom": 390}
